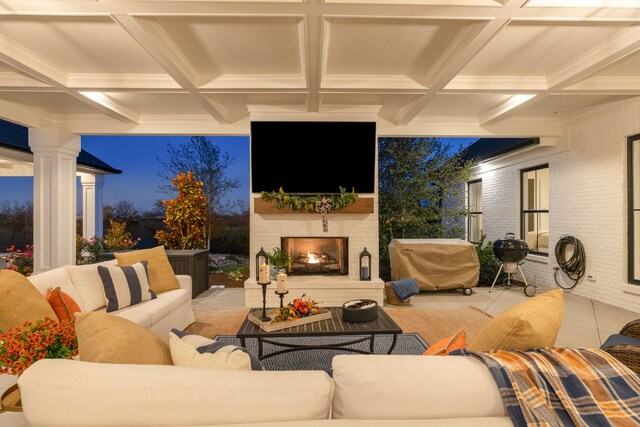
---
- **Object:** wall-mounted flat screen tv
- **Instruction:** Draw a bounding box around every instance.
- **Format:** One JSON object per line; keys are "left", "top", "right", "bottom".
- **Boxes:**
{"left": 251, "top": 121, "right": 376, "bottom": 194}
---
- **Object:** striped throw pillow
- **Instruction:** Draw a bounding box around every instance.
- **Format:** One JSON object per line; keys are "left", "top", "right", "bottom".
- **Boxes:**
{"left": 97, "top": 261, "right": 156, "bottom": 312}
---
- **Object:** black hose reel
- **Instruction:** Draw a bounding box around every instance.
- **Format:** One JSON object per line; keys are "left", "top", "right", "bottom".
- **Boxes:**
{"left": 554, "top": 235, "right": 586, "bottom": 290}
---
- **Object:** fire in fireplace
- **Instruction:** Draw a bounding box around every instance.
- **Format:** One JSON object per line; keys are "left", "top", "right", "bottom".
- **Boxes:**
{"left": 281, "top": 237, "right": 348, "bottom": 276}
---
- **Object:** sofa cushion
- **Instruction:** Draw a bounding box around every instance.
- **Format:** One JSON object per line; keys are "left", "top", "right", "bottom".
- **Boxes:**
{"left": 97, "top": 261, "right": 156, "bottom": 312}
{"left": 19, "top": 359, "right": 333, "bottom": 427}
{"left": 468, "top": 289, "right": 564, "bottom": 352}
{"left": 423, "top": 329, "right": 466, "bottom": 356}
{"left": 75, "top": 312, "right": 172, "bottom": 365}
{"left": 0, "top": 270, "right": 57, "bottom": 331}
{"left": 169, "top": 329, "right": 263, "bottom": 371}
{"left": 65, "top": 265, "right": 107, "bottom": 311}
{"left": 45, "top": 287, "right": 82, "bottom": 323}
{"left": 331, "top": 355, "right": 505, "bottom": 420}
{"left": 115, "top": 246, "right": 180, "bottom": 294}
{"left": 98, "top": 308, "right": 151, "bottom": 329}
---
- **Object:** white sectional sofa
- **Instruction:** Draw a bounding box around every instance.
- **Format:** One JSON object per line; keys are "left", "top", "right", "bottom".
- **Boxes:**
{"left": 27, "top": 260, "right": 195, "bottom": 341}
{"left": 16, "top": 354, "right": 511, "bottom": 426}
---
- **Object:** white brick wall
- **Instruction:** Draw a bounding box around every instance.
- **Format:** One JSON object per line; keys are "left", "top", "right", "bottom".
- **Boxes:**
{"left": 473, "top": 97, "right": 640, "bottom": 313}
{"left": 248, "top": 195, "right": 380, "bottom": 281}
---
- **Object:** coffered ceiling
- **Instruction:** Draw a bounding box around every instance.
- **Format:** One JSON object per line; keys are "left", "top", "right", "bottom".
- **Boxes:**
{"left": 0, "top": 0, "right": 638, "bottom": 136}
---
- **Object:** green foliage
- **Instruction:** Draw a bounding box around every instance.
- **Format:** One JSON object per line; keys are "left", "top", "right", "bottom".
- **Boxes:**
{"left": 378, "top": 137, "right": 472, "bottom": 268}
{"left": 227, "top": 266, "right": 249, "bottom": 282}
{"left": 267, "top": 247, "right": 292, "bottom": 270}
{"left": 474, "top": 234, "right": 504, "bottom": 286}
{"left": 76, "top": 235, "right": 104, "bottom": 265}
{"left": 155, "top": 171, "right": 208, "bottom": 250}
{"left": 104, "top": 220, "right": 139, "bottom": 252}
{"left": 260, "top": 186, "right": 358, "bottom": 212}
{"left": 157, "top": 136, "right": 241, "bottom": 248}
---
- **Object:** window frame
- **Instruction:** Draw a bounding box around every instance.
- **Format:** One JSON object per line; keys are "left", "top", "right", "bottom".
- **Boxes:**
{"left": 520, "top": 164, "right": 549, "bottom": 256}
{"left": 467, "top": 178, "right": 482, "bottom": 243}
{"left": 628, "top": 134, "right": 640, "bottom": 285}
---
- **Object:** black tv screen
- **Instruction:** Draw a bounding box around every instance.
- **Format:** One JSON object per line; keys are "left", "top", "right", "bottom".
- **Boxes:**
{"left": 251, "top": 121, "right": 376, "bottom": 194}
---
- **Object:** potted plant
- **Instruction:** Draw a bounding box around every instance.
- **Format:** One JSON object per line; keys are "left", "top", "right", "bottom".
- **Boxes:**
{"left": 267, "top": 247, "right": 292, "bottom": 280}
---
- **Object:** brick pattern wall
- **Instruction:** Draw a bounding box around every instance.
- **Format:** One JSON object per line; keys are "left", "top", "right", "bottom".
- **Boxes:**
{"left": 249, "top": 195, "right": 380, "bottom": 281}
{"left": 474, "top": 98, "right": 640, "bottom": 313}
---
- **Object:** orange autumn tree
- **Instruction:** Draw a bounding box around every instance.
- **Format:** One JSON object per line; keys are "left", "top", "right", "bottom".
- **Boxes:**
{"left": 155, "top": 171, "right": 208, "bottom": 249}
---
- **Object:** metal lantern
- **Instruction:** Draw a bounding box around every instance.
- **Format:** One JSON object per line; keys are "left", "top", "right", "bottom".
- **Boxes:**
{"left": 359, "top": 247, "right": 371, "bottom": 281}
{"left": 255, "top": 247, "right": 269, "bottom": 281}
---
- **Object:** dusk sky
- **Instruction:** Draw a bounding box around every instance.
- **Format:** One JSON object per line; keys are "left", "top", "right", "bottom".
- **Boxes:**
{"left": 0, "top": 136, "right": 475, "bottom": 213}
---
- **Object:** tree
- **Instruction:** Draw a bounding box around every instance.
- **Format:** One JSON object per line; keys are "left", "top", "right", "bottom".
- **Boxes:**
{"left": 378, "top": 137, "right": 472, "bottom": 271}
{"left": 157, "top": 136, "right": 241, "bottom": 249}
{"left": 110, "top": 201, "right": 140, "bottom": 226}
{"left": 155, "top": 172, "right": 208, "bottom": 250}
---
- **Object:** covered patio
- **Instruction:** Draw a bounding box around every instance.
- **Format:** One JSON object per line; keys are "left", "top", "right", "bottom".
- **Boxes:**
{"left": 0, "top": 1, "right": 639, "bottom": 312}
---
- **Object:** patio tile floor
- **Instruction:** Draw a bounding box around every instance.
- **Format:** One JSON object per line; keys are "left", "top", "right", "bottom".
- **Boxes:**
{"left": 193, "top": 285, "right": 639, "bottom": 348}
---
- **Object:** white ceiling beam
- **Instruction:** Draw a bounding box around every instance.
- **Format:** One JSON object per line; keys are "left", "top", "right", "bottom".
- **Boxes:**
{"left": 395, "top": 19, "right": 508, "bottom": 125}
{"left": 78, "top": 92, "right": 139, "bottom": 123}
{"left": 479, "top": 94, "right": 538, "bottom": 126}
{"left": 304, "top": 11, "right": 323, "bottom": 113}
{"left": 479, "top": 24, "right": 640, "bottom": 125}
{"left": 0, "top": 99, "right": 53, "bottom": 128}
{"left": 68, "top": 73, "right": 181, "bottom": 90}
{"left": 112, "top": 14, "right": 229, "bottom": 123}
{"left": 547, "top": 25, "right": 640, "bottom": 90}
{"left": 444, "top": 75, "right": 548, "bottom": 92}
{"left": 563, "top": 76, "right": 640, "bottom": 93}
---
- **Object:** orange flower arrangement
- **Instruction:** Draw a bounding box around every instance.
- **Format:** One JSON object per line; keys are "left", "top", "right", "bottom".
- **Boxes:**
{"left": 0, "top": 318, "right": 78, "bottom": 375}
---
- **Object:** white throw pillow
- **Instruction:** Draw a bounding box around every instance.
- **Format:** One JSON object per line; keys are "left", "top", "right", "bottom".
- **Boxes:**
{"left": 65, "top": 265, "right": 107, "bottom": 311}
{"left": 169, "top": 331, "right": 262, "bottom": 371}
{"left": 97, "top": 261, "right": 156, "bottom": 313}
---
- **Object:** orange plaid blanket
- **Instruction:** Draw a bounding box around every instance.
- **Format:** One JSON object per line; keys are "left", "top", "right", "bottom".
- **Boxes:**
{"left": 464, "top": 348, "right": 640, "bottom": 427}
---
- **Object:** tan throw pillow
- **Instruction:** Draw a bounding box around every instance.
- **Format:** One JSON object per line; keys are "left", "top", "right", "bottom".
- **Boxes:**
{"left": 0, "top": 269, "right": 57, "bottom": 331}
{"left": 65, "top": 265, "right": 107, "bottom": 311}
{"left": 75, "top": 312, "right": 172, "bottom": 365}
{"left": 114, "top": 246, "right": 179, "bottom": 294}
{"left": 468, "top": 289, "right": 564, "bottom": 352}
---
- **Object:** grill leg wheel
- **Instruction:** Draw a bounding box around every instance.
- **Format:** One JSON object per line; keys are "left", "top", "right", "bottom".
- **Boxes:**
{"left": 462, "top": 288, "right": 472, "bottom": 296}
{"left": 524, "top": 285, "right": 537, "bottom": 297}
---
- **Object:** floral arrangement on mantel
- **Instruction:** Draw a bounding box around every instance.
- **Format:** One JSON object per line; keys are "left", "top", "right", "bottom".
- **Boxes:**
{"left": 0, "top": 318, "right": 78, "bottom": 375}
{"left": 273, "top": 295, "right": 324, "bottom": 323}
{"left": 259, "top": 186, "right": 358, "bottom": 232}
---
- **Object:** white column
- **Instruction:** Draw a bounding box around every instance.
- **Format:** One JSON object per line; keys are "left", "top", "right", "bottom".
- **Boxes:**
{"left": 29, "top": 128, "right": 81, "bottom": 272}
{"left": 80, "top": 173, "right": 105, "bottom": 239}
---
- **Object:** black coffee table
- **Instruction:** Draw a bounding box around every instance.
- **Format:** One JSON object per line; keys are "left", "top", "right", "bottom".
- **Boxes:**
{"left": 236, "top": 306, "right": 402, "bottom": 360}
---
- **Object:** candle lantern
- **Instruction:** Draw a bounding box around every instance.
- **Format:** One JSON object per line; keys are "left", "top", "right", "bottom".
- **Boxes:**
{"left": 255, "top": 247, "right": 269, "bottom": 281}
{"left": 359, "top": 248, "right": 371, "bottom": 281}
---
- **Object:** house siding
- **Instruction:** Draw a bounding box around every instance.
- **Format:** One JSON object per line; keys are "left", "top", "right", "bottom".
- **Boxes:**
{"left": 472, "top": 97, "right": 640, "bottom": 313}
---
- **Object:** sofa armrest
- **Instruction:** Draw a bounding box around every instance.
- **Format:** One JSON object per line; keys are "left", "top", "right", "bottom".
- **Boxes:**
{"left": 176, "top": 274, "right": 192, "bottom": 293}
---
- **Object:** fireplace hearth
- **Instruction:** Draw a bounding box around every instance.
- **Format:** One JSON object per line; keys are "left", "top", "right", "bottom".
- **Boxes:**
{"left": 282, "top": 237, "right": 348, "bottom": 276}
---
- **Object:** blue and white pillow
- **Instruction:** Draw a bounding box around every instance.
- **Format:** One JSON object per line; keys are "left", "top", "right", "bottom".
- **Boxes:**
{"left": 97, "top": 261, "right": 156, "bottom": 312}
{"left": 169, "top": 329, "right": 263, "bottom": 371}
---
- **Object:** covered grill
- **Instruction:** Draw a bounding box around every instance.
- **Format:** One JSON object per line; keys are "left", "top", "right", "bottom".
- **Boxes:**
{"left": 490, "top": 233, "right": 537, "bottom": 297}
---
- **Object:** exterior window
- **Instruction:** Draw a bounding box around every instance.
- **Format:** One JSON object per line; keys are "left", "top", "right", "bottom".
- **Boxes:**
{"left": 629, "top": 134, "right": 640, "bottom": 284}
{"left": 467, "top": 179, "right": 482, "bottom": 243}
{"left": 521, "top": 165, "right": 549, "bottom": 255}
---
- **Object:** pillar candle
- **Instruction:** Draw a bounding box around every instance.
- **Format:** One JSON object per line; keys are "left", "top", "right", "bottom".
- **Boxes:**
{"left": 277, "top": 273, "right": 288, "bottom": 293}
{"left": 259, "top": 264, "right": 269, "bottom": 283}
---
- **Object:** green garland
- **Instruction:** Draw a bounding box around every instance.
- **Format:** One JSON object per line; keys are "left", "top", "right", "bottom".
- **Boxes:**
{"left": 259, "top": 186, "right": 358, "bottom": 212}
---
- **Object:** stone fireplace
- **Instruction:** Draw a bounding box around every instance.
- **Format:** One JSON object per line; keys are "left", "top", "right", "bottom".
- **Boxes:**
{"left": 282, "top": 237, "right": 349, "bottom": 276}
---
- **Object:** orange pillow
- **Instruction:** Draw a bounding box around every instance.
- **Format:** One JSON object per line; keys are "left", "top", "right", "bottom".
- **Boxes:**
{"left": 45, "top": 287, "right": 82, "bottom": 323}
{"left": 423, "top": 329, "right": 467, "bottom": 356}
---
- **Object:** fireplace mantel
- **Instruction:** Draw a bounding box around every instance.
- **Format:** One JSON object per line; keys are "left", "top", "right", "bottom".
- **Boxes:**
{"left": 253, "top": 197, "right": 374, "bottom": 214}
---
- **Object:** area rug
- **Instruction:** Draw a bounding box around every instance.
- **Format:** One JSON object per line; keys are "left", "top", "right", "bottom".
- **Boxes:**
{"left": 213, "top": 333, "right": 428, "bottom": 372}
{"left": 185, "top": 306, "right": 493, "bottom": 345}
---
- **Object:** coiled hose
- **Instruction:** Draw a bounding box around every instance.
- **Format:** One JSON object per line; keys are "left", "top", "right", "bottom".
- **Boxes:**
{"left": 553, "top": 235, "right": 586, "bottom": 290}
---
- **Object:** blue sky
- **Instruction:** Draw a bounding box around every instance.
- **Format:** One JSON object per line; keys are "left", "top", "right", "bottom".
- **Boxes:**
{"left": 0, "top": 136, "right": 475, "bottom": 213}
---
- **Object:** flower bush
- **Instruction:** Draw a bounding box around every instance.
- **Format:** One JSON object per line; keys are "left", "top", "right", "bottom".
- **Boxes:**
{"left": 4, "top": 244, "right": 34, "bottom": 276}
{"left": 76, "top": 235, "right": 105, "bottom": 265}
{"left": 0, "top": 318, "right": 78, "bottom": 376}
{"left": 103, "top": 220, "right": 140, "bottom": 253}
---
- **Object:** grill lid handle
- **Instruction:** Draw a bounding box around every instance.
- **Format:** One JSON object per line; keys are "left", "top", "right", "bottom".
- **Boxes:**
{"left": 505, "top": 232, "right": 515, "bottom": 239}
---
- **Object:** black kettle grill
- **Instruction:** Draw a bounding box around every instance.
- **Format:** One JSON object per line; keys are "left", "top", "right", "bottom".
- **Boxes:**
{"left": 490, "top": 233, "right": 537, "bottom": 297}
